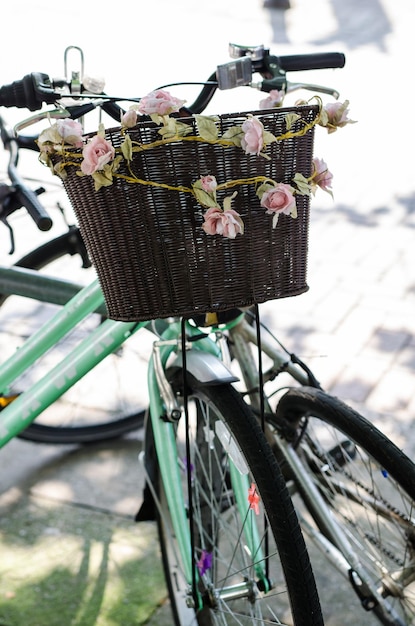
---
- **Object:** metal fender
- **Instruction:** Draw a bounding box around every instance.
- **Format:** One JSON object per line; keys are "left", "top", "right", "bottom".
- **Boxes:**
{"left": 170, "top": 350, "right": 239, "bottom": 385}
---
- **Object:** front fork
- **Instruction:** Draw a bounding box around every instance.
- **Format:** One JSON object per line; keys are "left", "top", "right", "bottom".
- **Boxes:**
{"left": 145, "top": 321, "right": 270, "bottom": 609}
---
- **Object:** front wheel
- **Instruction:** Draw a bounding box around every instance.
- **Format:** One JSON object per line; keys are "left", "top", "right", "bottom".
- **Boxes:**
{"left": 273, "top": 387, "right": 415, "bottom": 626}
{"left": 153, "top": 375, "right": 324, "bottom": 625}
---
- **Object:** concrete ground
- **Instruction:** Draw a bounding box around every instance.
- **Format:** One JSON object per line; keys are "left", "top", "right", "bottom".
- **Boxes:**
{"left": 1, "top": 0, "right": 415, "bottom": 624}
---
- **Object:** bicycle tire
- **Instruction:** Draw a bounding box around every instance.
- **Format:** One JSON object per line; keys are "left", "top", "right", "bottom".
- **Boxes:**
{"left": 0, "top": 228, "right": 145, "bottom": 444}
{"left": 153, "top": 373, "right": 324, "bottom": 625}
{"left": 273, "top": 386, "right": 415, "bottom": 626}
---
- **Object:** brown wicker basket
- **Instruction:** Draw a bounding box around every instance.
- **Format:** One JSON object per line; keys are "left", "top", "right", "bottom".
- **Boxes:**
{"left": 59, "top": 105, "right": 318, "bottom": 321}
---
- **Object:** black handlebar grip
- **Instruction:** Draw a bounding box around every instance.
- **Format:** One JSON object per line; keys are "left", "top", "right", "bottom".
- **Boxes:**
{"left": 0, "top": 73, "right": 58, "bottom": 111}
{"left": 277, "top": 52, "right": 346, "bottom": 72}
{"left": 14, "top": 185, "right": 52, "bottom": 231}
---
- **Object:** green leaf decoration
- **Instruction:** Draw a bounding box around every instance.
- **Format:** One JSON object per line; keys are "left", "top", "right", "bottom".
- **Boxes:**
{"left": 53, "top": 161, "right": 67, "bottom": 179}
{"left": 111, "top": 155, "right": 123, "bottom": 173}
{"left": 291, "top": 203, "right": 298, "bottom": 219}
{"left": 292, "top": 173, "right": 312, "bottom": 196}
{"left": 319, "top": 108, "right": 329, "bottom": 127}
{"left": 272, "top": 213, "right": 280, "bottom": 228}
{"left": 37, "top": 125, "right": 63, "bottom": 147}
{"left": 175, "top": 121, "right": 193, "bottom": 137}
{"left": 284, "top": 113, "right": 301, "bottom": 131}
{"left": 194, "top": 115, "right": 219, "bottom": 141}
{"left": 121, "top": 134, "right": 133, "bottom": 162}
{"left": 39, "top": 153, "right": 53, "bottom": 172}
{"left": 256, "top": 182, "right": 275, "bottom": 200}
{"left": 223, "top": 191, "right": 238, "bottom": 212}
{"left": 97, "top": 123, "right": 106, "bottom": 138}
{"left": 158, "top": 116, "right": 179, "bottom": 139}
{"left": 150, "top": 113, "right": 163, "bottom": 126}
{"left": 193, "top": 187, "right": 218, "bottom": 208}
{"left": 222, "top": 126, "right": 244, "bottom": 147}
{"left": 92, "top": 164, "right": 114, "bottom": 191}
{"left": 262, "top": 130, "right": 276, "bottom": 145}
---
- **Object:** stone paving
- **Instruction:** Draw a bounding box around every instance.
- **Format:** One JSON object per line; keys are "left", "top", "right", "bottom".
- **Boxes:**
{"left": 0, "top": 0, "right": 415, "bottom": 624}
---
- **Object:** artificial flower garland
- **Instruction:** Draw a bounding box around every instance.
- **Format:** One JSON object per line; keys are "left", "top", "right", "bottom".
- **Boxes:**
{"left": 38, "top": 88, "right": 354, "bottom": 239}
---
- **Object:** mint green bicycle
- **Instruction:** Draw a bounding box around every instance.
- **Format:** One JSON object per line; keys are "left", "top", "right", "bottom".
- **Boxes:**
{"left": 1, "top": 45, "right": 414, "bottom": 626}
{"left": 0, "top": 43, "right": 337, "bottom": 626}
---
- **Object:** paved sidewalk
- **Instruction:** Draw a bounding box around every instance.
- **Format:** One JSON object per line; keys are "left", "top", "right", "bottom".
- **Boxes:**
{"left": 1, "top": 0, "right": 415, "bottom": 624}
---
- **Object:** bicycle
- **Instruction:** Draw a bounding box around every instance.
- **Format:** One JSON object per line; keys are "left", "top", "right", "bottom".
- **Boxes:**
{"left": 0, "top": 44, "right": 414, "bottom": 625}
{"left": 0, "top": 98, "right": 147, "bottom": 444}
{"left": 0, "top": 43, "right": 343, "bottom": 445}
{"left": 0, "top": 43, "right": 350, "bottom": 625}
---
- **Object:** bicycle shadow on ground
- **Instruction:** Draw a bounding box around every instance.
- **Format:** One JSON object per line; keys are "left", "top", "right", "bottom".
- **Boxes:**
{"left": 0, "top": 437, "right": 166, "bottom": 626}
{"left": 259, "top": 193, "right": 415, "bottom": 426}
{"left": 0, "top": 506, "right": 165, "bottom": 626}
{"left": 1, "top": 436, "right": 146, "bottom": 522}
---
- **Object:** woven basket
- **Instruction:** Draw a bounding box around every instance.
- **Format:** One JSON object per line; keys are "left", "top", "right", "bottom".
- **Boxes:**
{"left": 59, "top": 105, "right": 318, "bottom": 321}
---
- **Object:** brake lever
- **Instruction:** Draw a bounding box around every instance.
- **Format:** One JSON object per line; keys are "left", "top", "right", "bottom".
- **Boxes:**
{"left": 287, "top": 82, "right": 340, "bottom": 99}
{"left": 13, "top": 107, "right": 71, "bottom": 136}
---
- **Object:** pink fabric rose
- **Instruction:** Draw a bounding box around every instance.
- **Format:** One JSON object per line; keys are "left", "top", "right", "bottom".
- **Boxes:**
{"left": 202, "top": 207, "right": 244, "bottom": 239}
{"left": 200, "top": 175, "right": 217, "bottom": 193}
{"left": 259, "top": 89, "right": 284, "bottom": 110}
{"left": 241, "top": 116, "right": 264, "bottom": 155}
{"left": 313, "top": 158, "right": 333, "bottom": 192}
{"left": 121, "top": 109, "right": 138, "bottom": 128}
{"left": 260, "top": 183, "right": 296, "bottom": 215}
{"left": 56, "top": 119, "right": 84, "bottom": 147}
{"left": 138, "top": 89, "right": 185, "bottom": 116}
{"left": 323, "top": 101, "right": 354, "bottom": 133}
{"left": 81, "top": 135, "right": 115, "bottom": 175}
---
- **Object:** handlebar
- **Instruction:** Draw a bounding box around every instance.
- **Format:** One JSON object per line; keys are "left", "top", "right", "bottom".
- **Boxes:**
{"left": 0, "top": 72, "right": 63, "bottom": 111}
{"left": 0, "top": 44, "right": 346, "bottom": 238}
{"left": 263, "top": 51, "right": 345, "bottom": 72}
{"left": 0, "top": 47, "right": 346, "bottom": 114}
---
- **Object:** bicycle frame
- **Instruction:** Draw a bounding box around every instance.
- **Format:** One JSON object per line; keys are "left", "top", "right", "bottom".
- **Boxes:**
{"left": 0, "top": 264, "right": 312, "bottom": 443}
{"left": 1, "top": 263, "right": 403, "bottom": 618}
{"left": 0, "top": 264, "right": 270, "bottom": 605}
{"left": 0, "top": 274, "right": 142, "bottom": 441}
